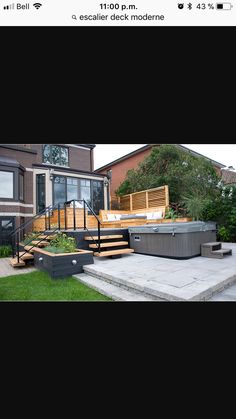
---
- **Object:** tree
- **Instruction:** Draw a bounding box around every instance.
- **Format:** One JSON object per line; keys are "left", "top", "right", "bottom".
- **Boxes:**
{"left": 116, "top": 145, "right": 221, "bottom": 218}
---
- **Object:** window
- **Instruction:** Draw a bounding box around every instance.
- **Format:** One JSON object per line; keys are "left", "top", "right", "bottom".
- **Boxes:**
{"left": 19, "top": 174, "right": 24, "bottom": 201}
{"left": 92, "top": 181, "right": 104, "bottom": 215}
{"left": 53, "top": 176, "right": 66, "bottom": 205}
{"left": 67, "top": 177, "right": 79, "bottom": 201}
{"left": 43, "top": 145, "right": 69, "bottom": 167}
{"left": 80, "top": 180, "right": 91, "bottom": 206}
{"left": 0, "top": 171, "right": 14, "bottom": 198}
{"left": 53, "top": 176, "right": 104, "bottom": 214}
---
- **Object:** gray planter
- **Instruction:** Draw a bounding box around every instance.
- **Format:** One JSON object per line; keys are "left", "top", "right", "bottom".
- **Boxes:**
{"left": 34, "top": 248, "right": 94, "bottom": 279}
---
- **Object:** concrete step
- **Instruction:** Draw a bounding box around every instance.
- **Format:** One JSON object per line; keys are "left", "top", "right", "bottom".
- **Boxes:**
{"left": 89, "top": 241, "right": 129, "bottom": 249}
{"left": 84, "top": 235, "right": 123, "bottom": 241}
{"left": 211, "top": 249, "right": 232, "bottom": 258}
{"left": 94, "top": 248, "right": 134, "bottom": 257}
{"left": 73, "top": 273, "right": 157, "bottom": 301}
{"left": 202, "top": 242, "right": 222, "bottom": 251}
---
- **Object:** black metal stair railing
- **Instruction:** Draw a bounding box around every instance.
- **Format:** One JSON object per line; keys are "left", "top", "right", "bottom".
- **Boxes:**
{"left": 9, "top": 198, "right": 102, "bottom": 264}
{"left": 10, "top": 203, "right": 61, "bottom": 263}
{"left": 64, "top": 199, "right": 101, "bottom": 253}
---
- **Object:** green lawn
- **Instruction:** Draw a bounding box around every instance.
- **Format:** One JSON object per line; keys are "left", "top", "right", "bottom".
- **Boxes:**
{"left": 0, "top": 270, "right": 112, "bottom": 301}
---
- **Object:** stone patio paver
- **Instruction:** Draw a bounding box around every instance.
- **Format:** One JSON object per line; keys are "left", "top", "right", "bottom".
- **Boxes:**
{"left": 83, "top": 243, "right": 236, "bottom": 301}
{"left": 0, "top": 258, "right": 36, "bottom": 278}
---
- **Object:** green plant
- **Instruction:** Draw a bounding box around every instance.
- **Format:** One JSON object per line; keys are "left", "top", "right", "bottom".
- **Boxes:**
{"left": 0, "top": 245, "right": 12, "bottom": 258}
{"left": 22, "top": 231, "right": 40, "bottom": 245}
{"left": 182, "top": 195, "right": 210, "bottom": 221}
{"left": 217, "top": 226, "right": 230, "bottom": 242}
{"left": 49, "top": 232, "right": 76, "bottom": 253}
{"left": 165, "top": 207, "right": 177, "bottom": 221}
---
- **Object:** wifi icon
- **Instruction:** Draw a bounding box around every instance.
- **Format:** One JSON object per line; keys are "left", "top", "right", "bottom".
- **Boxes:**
{"left": 33, "top": 3, "right": 42, "bottom": 9}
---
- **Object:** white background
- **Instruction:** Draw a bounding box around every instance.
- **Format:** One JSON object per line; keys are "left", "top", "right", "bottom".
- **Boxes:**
{"left": 0, "top": 0, "right": 235, "bottom": 26}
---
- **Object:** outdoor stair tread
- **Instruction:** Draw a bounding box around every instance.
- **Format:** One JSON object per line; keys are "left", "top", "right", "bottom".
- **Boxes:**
{"left": 31, "top": 240, "right": 50, "bottom": 246}
{"left": 89, "top": 241, "right": 129, "bottom": 249}
{"left": 9, "top": 258, "right": 26, "bottom": 267}
{"left": 37, "top": 235, "right": 56, "bottom": 240}
{"left": 202, "top": 242, "right": 222, "bottom": 247}
{"left": 17, "top": 252, "right": 35, "bottom": 260}
{"left": 22, "top": 245, "right": 37, "bottom": 252}
{"left": 84, "top": 235, "right": 123, "bottom": 241}
{"left": 212, "top": 249, "right": 232, "bottom": 254}
{"left": 94, "top": 248, "right": 134, "bottom": 257}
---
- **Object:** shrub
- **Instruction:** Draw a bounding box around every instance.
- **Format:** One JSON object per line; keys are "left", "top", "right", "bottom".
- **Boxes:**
{"left": 165, "top": 208, "right": 177, "bottom": 221}
{"left": 22, "top": 231, "right": 40, "bottom": 245}
{"left": 49, "top": 233, "right": 76, "bottom": 253}
{"left": 0, "top": 245, "right": 12, "bottom": 258}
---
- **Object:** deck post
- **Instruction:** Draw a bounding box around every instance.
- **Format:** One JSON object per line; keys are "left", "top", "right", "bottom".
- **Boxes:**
{"left": 58, "top": 203, "right": 61, "bottom": 231}
{"left": 73, "top": 200, "right": 76, "bottom": 231}
{"left": 17, "top": 232, "right": 20, "bottom": 263}
{"left": 64, "top": 203, "right": 67, "bottom": 230}
{"left": 83, "top": 200, "right": 86, "bottom": 230}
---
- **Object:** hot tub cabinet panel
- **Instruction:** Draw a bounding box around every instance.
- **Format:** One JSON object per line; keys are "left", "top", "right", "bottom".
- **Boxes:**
{"left": 34, "top": 249, "right": 94, "bottom": 279}
{"left": 129, "top": 222, "right": 217, "bottom": 259}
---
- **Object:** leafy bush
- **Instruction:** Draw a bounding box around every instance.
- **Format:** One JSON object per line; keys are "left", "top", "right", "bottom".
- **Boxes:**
{"left": 165, "top": 207, "right": 177, "bottom": 220}
{"left": 203, "top": 185, "right": 236, "bottom": 242}
{"left": 0, "top": 245, "right": 12, "bottom": 258}
{"left": 43, "top": 246, "right": 71, "bottom": 254}
{"left": 49, "top": 233, "right": 76, "bottom": 253}
{"left": 22, "top": 231, "right": 40, "bottom": 245}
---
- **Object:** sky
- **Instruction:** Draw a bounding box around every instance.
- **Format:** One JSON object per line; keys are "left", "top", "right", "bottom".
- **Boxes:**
{"left": 93, "top": 143, "right": 236, "bottom": 171}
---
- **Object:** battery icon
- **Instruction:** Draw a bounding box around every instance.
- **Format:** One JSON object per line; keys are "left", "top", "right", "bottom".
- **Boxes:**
{"left": 216, "top": 3, "right": 233, "bottom": 9}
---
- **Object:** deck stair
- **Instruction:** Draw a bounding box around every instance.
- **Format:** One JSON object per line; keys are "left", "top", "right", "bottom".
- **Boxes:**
{"left": 84, "top": 233, "right": 134, "bottom": 258}
{"left": 10, "top": 236, "right": 53, "bottom": 268}
{"left": 201, "top": 242, "right": 232, "bottom": 259}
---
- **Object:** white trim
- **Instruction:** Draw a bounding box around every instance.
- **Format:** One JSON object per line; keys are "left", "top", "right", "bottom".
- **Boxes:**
{"left": 41, "top": 163, "right": 70, "bottom": 169}
{"left": 64, "top": 144, "right": 91, "bottom": 150}
{"left": 0, "top": 202, "right": 33, "bottom": 207}
{"left": 0, "top": 212, "right": 33, "bottom": 217}
{"left": 25, "top": 168, "right": 34, "bottom": 172}
{"left": 53, "top": 170, "right": 104, "bottom": 182}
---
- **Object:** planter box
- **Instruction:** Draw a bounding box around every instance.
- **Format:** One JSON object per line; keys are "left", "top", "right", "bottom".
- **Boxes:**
{"left": 34, "top": 248, "right": 94, "bottom": 279}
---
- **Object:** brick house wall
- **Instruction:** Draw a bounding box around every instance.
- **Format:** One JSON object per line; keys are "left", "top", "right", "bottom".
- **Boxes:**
{"left": 32, "top": 144, "right": 93, "bottom": 172}
{"left": 0, "top": 144, "right": 106, "bottom": 243}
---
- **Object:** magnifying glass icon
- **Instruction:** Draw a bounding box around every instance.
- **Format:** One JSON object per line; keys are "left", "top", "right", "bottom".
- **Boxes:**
{"left": 72, "top": 15, "right": 77, "bottom": 20}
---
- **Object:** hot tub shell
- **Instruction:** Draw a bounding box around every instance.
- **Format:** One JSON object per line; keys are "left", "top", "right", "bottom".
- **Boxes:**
{"left": 129, "top": 221, "right": 217, "bottom": 259}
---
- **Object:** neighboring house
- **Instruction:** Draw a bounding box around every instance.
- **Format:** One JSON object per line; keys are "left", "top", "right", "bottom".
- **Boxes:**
{"left": 0, "top": 144, "right": 109, "bottom": 244}
{"left": 221, "top": 168, "right": 236, "bottom": 186}
{"left": 95, "top": 144, "right": 226, "bottom": 207}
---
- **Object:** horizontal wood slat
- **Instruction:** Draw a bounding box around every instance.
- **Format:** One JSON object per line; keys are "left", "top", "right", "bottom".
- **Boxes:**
{"left": 120, "top": 186, "right": 169, "bottom": 211}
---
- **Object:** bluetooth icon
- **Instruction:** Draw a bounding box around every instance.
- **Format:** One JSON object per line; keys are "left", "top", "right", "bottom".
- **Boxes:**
{"left": 187, "top": 2, "right": 192, "bottom": 9}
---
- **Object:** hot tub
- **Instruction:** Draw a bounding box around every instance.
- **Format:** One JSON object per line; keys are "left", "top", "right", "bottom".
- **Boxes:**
{"left": 129, "top": 221, "right": 217, "bottom": 259}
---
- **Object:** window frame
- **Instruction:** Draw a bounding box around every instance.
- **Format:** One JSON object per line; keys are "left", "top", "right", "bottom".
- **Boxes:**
{"left": 42, "top": 144, "right": 69, "bottom": 167}
{"left": 19, "top": 173, "right": 24, "bottom": 202}
{"left": 0, "top": 169, "right": 15, "bottom": 200}
{"left": 52, "top": 175, "right": 104, "bottom": 214}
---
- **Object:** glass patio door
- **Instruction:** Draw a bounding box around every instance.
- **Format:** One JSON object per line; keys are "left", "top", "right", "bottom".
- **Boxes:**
{"left": 36, "top": 174, "right": 46, "bottom": 213}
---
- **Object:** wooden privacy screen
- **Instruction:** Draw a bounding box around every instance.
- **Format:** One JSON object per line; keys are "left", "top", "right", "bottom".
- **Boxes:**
{"left": 119, "top": 185, "right": 169, "bottom": 211}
